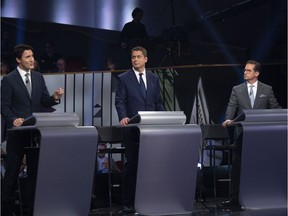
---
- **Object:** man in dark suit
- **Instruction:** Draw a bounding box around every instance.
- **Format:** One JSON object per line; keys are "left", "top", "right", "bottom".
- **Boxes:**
{"left": 221, "top": 60, "right": 281, "bottom": 209}
{"left": 1, "top": 44, "right": 64, "bottom": 216}
{"left": 115, "top": 46, "right": 164, "bottom": 213}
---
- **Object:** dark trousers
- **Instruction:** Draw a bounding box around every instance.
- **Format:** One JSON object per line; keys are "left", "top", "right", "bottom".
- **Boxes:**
{"left": 122, "top": 127, "right": 139, "bottom": 207}
{"left": 1, "top": 130, "right": 39, "bottom": 216}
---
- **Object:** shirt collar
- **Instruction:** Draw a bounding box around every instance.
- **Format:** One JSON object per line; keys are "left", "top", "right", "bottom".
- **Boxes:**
{"left": 133, "top": 67, "right": 146, "bottom": 76}
{"left": 17, "top": 66, "right": 31, "bottom": 77}
{"left": 247, "top": 80, "right": 258, "bottom": 88}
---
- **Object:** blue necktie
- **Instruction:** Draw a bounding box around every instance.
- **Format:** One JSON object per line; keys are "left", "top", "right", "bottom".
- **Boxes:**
{"left": 249, "top": 85, "right": 254, "bottom": 108}
{"left": 139, "top": 73, "right": 146, "bottom": 98}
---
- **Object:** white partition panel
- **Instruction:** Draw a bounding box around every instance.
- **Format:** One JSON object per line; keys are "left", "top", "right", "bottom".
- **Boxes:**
{"left": 44, "top": 72, "right": 113, "bottom": 127}
{"left": 43, "top": 74, "right": 65, "bottom": 113}
{"left": 102, "top": 73, "right": 112, "bottom": 126}
{"left": 65, "top": 74, "right": 76, "bottom": 114}
{"left": 83, "top": 73, "right": 94, "bottom": 126}
{"left": 74, "top": 74, "right": 84, "bottom": 125}
{"left": 93, "top": 73, "right": 103, "bottom": 126}
{"left": 111, "top": 92, "right": 120, "bottom": 126}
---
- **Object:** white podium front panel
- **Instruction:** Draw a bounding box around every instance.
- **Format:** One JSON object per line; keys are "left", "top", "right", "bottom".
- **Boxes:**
{"left": 135, "top": 124, "right": 201, "bottom": 216}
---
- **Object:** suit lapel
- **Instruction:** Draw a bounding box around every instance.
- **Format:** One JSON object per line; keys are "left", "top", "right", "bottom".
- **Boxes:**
{"left": 128, "top": 70, "right": 146, "bottom": 100}
{"left": 15, "top": 70, "right": 31, "bottom": 100}
{"left": 253, "top": 81, "right": 263, "bottom": 108}
{"left": 145, "top": 71, "right": 153, "bottom": 100}
{"left": 31, "top": 72, "right": 37, "bottom": 99}
{"left": 242, "top": 83, "right": 252, "bottom": 109}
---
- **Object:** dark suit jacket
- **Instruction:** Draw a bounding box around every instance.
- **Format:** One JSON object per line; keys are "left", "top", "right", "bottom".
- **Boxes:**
{"left": 1, "top": 69, "right": 58, "bottom": 128}
{"left": 115, "top": 69, "right": 164, "bottom": 121}
{"left": 225, "top": 81, "right": 282, "bottom": 120}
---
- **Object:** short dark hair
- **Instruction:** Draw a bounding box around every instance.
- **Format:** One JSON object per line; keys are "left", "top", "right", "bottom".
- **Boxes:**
{"left": 131, "top": 46, "right": 147, "bottom": 57}
{"left": 246, "top": 60, "right": 261, "bottom": 73}
{"left": 132, "top": 7, "right": 143, "bottom": 18}
{"left": 14, "top": 44, "right": 33, "bottom": 60}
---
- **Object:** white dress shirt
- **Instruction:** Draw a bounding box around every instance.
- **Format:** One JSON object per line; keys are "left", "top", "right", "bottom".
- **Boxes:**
{"left": 247, "top": 80, "right": 258, "bottom": 98}
{"left": 18, "top": 66, "right": 32, "bottom": 88}
{"left": 133, "top": 68, "right": 147, "bottom": 89}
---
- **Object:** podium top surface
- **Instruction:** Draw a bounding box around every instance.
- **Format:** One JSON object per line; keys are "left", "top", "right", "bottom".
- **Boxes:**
{"left": 128, "top": 111, "right": 186, "bottom": 125}
{"left": 13, "top": 113, "right": 80, "bottom": 129}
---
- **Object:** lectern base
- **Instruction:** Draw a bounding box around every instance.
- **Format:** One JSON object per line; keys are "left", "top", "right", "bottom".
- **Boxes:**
{"left": 33, "top": 126, "right": 97, "bottom": 216}
{"left": 135, "top": 124, "right": 201, "bottom": 216}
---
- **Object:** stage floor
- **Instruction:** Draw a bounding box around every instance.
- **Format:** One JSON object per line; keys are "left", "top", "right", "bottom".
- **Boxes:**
{"left": 89, "top": 198, "right": 287, "bottom": 216}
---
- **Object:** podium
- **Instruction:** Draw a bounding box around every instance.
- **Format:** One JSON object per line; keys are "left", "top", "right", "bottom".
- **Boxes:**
{"left": 13, "top": 113, "right": 98, "bottom": 216}
{"left": 130, "top": 111, "right": 201, "bottom": 215}
{"left": 238, "top": 109, "right": 287, "bottom": 210}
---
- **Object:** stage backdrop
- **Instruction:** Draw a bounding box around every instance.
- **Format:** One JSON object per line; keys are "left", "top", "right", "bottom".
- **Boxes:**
{"left": 43, "top": 64, "right": 287, "bottom": 127}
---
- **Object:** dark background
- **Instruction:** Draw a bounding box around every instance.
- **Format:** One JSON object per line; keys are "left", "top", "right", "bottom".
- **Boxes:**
{"left": 1, "top": 0, "right": 286, "bottom": 69}
{"left": 1, "top": 0, "right": 287, "bottom": 124}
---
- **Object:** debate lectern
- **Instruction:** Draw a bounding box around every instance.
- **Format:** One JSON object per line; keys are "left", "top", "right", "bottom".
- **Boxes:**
{"left": 130, "top": 111, "right": 201, "bottom": 216}
{"left": 238, "top": 109, "right": 287, "bottom": 210}
{"left": 12, "top": 113, "right": 98, "bottom": 216}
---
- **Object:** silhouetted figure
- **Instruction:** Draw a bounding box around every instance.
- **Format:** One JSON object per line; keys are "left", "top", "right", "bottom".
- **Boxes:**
{"left": 120, "top": 7, "right": 149, "bottom": 51}
{"left": 39, "top": 42, "right": 62, "bottom": 72}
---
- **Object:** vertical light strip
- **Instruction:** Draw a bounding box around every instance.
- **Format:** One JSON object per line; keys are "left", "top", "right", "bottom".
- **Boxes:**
{"left": 52, "top": 1, "right": 74, "bottom": 24}
{"left": 100, "top": 0, "right": 113, "bottom": 29}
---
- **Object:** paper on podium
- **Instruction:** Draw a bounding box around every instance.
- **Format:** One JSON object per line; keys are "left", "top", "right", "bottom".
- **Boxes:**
{"left": 22, "top": 115, "right": 37, "bottom": 126}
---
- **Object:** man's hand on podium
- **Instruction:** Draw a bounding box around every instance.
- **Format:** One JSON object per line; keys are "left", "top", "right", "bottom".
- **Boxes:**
{"left": 120, "top": 117, "right": 129, "bottom": 126}
{"left": 13, "top": 118, "right": 25, "bottom": 127}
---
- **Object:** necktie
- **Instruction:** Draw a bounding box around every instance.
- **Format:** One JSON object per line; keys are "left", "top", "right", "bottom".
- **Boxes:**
{"left": 25, "top": 73, "right": 31, "bottom": 97}
{"left": 249, "top": 85, "right": 254, "bottom": 108}
{"left": 139, "top": 73, "right": 146, "bottom": 98}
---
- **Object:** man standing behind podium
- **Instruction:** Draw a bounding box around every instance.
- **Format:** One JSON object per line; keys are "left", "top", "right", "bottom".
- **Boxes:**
{"left": 115, "top": 46, "right": 164, "bottom": 213}
{"left": 1, "top": 44, "right": 64, "bottom": 216}
{"left": 221, "top": 60, "right": 281, "bottom": 209}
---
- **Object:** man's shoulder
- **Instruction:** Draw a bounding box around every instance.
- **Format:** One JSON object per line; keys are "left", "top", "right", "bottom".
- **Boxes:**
{"left": 258, "top": 81, "right": 271, "bottom": 89}
{"left": 233, "top": 82, "right": 246, "bottom": 90}
{"left": 146, "top": 69, "right": 155, "bottom": 75}
{"left": 146, "top": 70, "right": 159, "bottom": 79}
{"left": 118, "top": 69, "right": 133, "bottom": 77}
{"left": 30, "top": 70, "right": 45, "bottom": 81}
{"left": 31, "top": 70, "right": 42, "bottom": 76}
{"left": 3, "top": 69, "right": 18, "bottom": 79}
{"left": 123, "top": 21, "right": 134, "bottom": 28}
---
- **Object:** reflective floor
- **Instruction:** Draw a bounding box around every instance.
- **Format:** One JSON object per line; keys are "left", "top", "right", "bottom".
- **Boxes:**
{"left": 13, "top": 168, "right": 286, "bottom": 216}
{"left": 89, "top": 169, "right": 287, "bottom": 216}
{"left": 89, "top": 198, "right": 287, "bottom": 216}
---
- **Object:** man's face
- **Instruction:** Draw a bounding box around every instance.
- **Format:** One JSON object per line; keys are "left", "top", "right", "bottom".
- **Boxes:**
{"left": 244, "top": 63, "right": 259, "bottom": 82}
{"left": 16, "top": 49, "right": 35, "bottom": 72}
{"left": 131, "top": 50, "right": 147, "bottom": 71}
{"left": 97, "top": 145, "right": 106, "bottom": 158}
{"left": 134, "top": 12, "right": 143, "bottom": 22}
{"left": 57, "top": 60, "right": 66, "bottom": 70}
